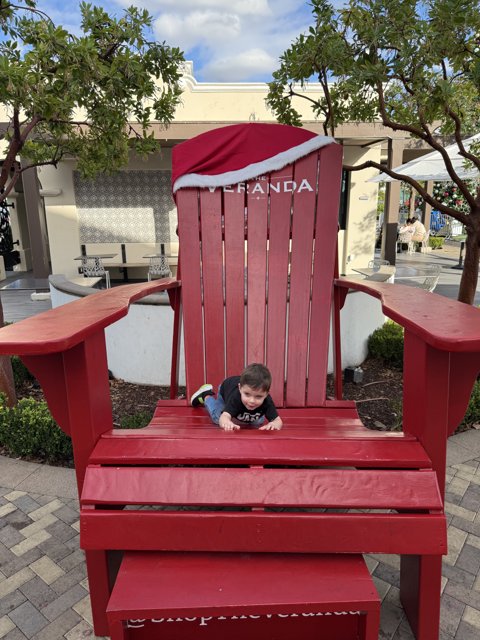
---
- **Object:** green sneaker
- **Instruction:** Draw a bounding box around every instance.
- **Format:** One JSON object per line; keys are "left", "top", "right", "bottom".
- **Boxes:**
{"left": 190, "top": 384, "right": 214, "bottom": 407}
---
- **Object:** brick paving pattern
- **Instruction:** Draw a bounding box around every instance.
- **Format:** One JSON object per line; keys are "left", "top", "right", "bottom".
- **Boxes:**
{"left": 0, "top": 487, "right": 105, "bottom": 639}
{"left": 0, "top": 452, "right": 479, "bottom": 638}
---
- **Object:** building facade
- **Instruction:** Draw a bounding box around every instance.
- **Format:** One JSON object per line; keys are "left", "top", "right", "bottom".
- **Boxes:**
{"left": 2, "top": 62, "right": 420, "bottom": 281}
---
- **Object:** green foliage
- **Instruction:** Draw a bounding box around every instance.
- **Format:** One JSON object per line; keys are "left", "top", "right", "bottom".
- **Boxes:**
{"left": 0, "top": 394, "right": 73, "bottom": 464}
{"left": 429, "top": 236, "right": 445, "bottom": 249}
{"left": 267, "top": 0, "right": 480, "bottom": 304}
{"left": 119, "top": 411, "right": 152, "bottom": 429}
{"left": 11, "top": 356, "right": 34, "bottom": 387}
{"left": 267, "top": 0, "right": 480, "bottom": 137}
{"left": 367, "top": 321, "right": 404, "bottom": 369}
{"left": 367, "top": 324, "right": 480, "bottom": 431}
{"left": 267, "top": 0, "right": 378, "bottom": 135}
{"left": 461, "top": 380, "right": 480, "bottom": 429}
{"left": 0, "top": 1, "right": 184, "bottom": 199}
{"left": 376, "top": 182, "right": 386, "bottom": 217}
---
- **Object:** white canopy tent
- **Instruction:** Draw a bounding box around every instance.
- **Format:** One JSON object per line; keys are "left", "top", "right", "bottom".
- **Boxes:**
{"left": 371, "top": 133, "right": 480, "bottom": 182}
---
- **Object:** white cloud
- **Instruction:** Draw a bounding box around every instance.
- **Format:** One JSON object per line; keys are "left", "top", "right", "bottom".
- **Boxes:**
{"left": 131, "top": 1, "right": 271, "bottom": 16}
{"left": 203, "top": 48, "right": 276, "bottom": 82}
{"left": 155, "top": 11, "right": 242, "bottom": 50}
{"left": 34, "top": 0, "right": 315, "bottom": 82}
{"left": 152, "top": 1, "right": 313, "bottom": 81}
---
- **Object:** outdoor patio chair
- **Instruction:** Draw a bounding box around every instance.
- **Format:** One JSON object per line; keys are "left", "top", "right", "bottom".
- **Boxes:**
{"left": 0, "top": 123, "right": 480, "bottom": 640}
{"left": 147, "top": 254, "right": 172, "bottom": 280}
{"left": 367, "top": 258, "right": 390, "bottom": 269}
{"left": 421, "top": 230, "right": 431, "bottom": 252}
{"left": 81, "top": 255, "right": 110, "bottom": 288}
{"left": 421, "top": 264, "right": 441, "bottom": 291}
{"left": 408, "top": 230, "right": 431, "bottom": 254}
{"left": 395, "top": 264, "right": 442, "bottom": 293}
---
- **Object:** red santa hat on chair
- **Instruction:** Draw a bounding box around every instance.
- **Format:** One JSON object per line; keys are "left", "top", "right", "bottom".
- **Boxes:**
{"left": 172, "top": 123, "right": 336, "bottom": 196}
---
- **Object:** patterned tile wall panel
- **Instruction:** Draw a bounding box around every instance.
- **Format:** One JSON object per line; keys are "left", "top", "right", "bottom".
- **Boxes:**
{"left": 74, "top": 170, "right": 176, "bottom": 243}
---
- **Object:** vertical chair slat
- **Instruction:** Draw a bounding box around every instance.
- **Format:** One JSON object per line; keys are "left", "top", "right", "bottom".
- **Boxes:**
{"left": 246, "top": 177, "right": 269, "bottom": 364}
{"left": 266, "top": 167, "right": 294, "bottom": 407}
{"left": 224, "top": 189, "right": 247, "bottom": 377}
{"left": 200, "top": 189, "right": 226, "bottom": 386}
{"left": 308, "top": 144, "right": 344, "bottom": 405}
{"left": 175, "top": 190, "right": 205, "bottom": 396}
{"left": 286, "top": 154, "right": 318, "bottom": 406}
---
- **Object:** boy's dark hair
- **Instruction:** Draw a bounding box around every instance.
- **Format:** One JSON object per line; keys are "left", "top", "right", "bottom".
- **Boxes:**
{"left": 240, "top": 363, "right": 272, "bottom": 392}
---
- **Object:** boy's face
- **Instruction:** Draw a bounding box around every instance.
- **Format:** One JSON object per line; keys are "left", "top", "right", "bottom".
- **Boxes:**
{"left": 238, "top": 384, "right": 268, "bottom": 411}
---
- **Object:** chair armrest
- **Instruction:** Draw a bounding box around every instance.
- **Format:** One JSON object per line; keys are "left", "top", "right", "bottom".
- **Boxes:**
{"left": 336, "top": 277, "right": 480, "bottom": 353}
{"left": 336, "top": 277, "right": 480, "bottom": 486}
{"left": 0, "top": 278, "right": 180, "bottom": 356}
{"left": 0, "top": 278, "right": 181, "bottom": 491}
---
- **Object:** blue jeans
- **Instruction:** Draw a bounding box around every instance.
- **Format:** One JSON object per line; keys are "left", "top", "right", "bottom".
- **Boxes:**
{"left": 204, "top": 392, "right": 265, "bottom": 427}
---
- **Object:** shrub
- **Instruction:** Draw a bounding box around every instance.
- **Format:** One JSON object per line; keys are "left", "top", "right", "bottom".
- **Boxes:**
{"left": 461, "top": 380, "right": 480, "bottom": 430}
{"left": 0, "top": 394, "right": 73, "bottom": 465}
{"left": 119, "top": 411, "right": 152, "bottom": 429}
{"left": 429, "top": 236, "right": 445, "bottom": 249}
{"left": 11, "top": 356, "right": 35, "bottom": 387}
{"left": 367, "top": 320, "right": 404, "bottom": 369}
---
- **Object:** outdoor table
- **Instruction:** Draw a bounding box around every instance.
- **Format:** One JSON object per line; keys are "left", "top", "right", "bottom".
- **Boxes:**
{"left": 142, "top": 254, "right": 173, "bottom": 258}
{"left": 351, "top": 266, "right": 395, "bottom": 282}
{"left": 353, "top": 264, "right": 441, "bottom": 291}
{"left": 394, "top": 265, "right": 441, "bottom": 291}
{"left": 74, "top": 254, "right": 118, "bottom": 260}
{"left": 1, "top": 278, "right": 50, "bottom": 291}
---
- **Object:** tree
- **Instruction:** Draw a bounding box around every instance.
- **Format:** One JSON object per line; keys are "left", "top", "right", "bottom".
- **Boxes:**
{"left": 0, "top": 1, "right": 184, "bottom": 200}
{"left": 0, "top": 1, "right": 184, "bottom": 405}
{"left": 267, "top": 0, "right": 480, "bottom": 304}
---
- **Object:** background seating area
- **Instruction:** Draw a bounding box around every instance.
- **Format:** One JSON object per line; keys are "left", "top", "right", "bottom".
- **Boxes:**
{"left": 79, "top": 242, "right": 178, "bottom": 283}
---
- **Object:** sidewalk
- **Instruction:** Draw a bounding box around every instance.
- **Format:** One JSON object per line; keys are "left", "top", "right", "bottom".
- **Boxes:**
{"left": 1, "top": 252, "right": 480, "bottom": 638}
{"left": 394, "top": 239, "right": 473, "bottom": 301}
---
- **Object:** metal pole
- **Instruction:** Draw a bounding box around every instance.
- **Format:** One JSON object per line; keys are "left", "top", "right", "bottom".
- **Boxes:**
{"left": 451, "top": 240, "right": 464, "bottom": 270}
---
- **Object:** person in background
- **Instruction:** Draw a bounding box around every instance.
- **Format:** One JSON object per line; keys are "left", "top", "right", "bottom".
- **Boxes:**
{"left": 398, "top": 216, "right": 426, "bottom": 251}
{"left": 410, "top": 216, "right": 427, "bottom": 242}
{"left": 398, "top": 217, "right": 415, "bottom": 249}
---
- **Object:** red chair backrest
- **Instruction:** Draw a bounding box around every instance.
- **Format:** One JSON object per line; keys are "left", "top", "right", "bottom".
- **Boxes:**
{"left": 176, "top": 142, "right": 343, "bottom": 408}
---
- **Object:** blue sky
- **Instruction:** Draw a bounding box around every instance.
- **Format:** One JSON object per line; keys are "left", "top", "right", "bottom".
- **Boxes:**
{"left": 35, "top": 0, "right": 315, "bottom": 82}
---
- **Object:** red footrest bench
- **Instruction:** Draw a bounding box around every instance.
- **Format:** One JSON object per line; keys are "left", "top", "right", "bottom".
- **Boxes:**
{"left": 107, "top": 552, "right": 380, "bottom": 640}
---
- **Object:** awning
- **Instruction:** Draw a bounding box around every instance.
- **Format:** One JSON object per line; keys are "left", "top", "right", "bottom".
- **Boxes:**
{"left": 371, "top": 133, "right": 480, "bottom": 182}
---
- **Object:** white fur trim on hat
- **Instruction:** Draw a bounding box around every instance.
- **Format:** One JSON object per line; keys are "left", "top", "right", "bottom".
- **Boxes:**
{"left": 173, "top": 135, "right": 336, "bottom": 193}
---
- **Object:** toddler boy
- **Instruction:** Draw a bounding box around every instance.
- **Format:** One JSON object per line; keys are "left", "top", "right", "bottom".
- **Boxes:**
{"left": 190, "top": 363, "right": 283, "bottom": 432}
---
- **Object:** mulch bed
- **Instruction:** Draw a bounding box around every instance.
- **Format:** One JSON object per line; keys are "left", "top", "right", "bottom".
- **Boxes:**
{"left": 16, "top": 357, "right": 404, "bottom": 431}
{"left": 338, "top": 358, "right": 404, "bottom": 430}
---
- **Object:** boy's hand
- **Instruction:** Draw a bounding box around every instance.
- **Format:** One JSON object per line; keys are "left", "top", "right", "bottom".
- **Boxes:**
{"left": 219, "top": 412, "right": 240, "bottom": 432}
{"left": 259, "top": 417, "right": 283, "bottom": 431}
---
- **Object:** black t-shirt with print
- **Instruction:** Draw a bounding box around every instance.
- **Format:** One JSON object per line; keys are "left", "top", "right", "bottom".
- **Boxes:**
{"left": 220, "top": 376, "right": 279, "bottom": 424}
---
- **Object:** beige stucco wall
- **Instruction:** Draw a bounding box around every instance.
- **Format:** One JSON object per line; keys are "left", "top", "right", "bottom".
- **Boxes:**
{"left": 176, "top": 62, "right": 322, "bottom": 123}
{"left": 38, "top": 161, "right": 79, "bottom": 277}
{"left": 341, "top": 146, "right": 382, "bottom": 275}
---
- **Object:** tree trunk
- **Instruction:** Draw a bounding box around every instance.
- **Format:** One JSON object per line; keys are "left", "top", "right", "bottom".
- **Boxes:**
{"left": 458, "top": 219, "right": 480, "bottom": 304}
{"left": 0, "top": 297, "right": 17, "bottom": 406}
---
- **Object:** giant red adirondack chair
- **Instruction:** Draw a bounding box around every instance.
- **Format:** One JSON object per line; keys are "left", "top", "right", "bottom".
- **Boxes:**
{"left": 0, "top": 122, "right": 479, "bottom": 639}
